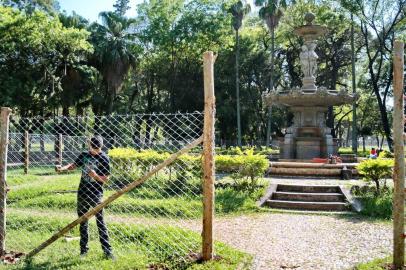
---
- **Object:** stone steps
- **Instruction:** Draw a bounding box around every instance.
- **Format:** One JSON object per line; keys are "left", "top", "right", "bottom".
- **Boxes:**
{"left": 267, "top": 161, "right": 358, "bottom": 179}
{"left": 261, "top": 184, "right": 350, "bottom": 211}
{"left": 277, "top": 184, "right": 340, "bottom": 193}
{"left": 272, "top": 191, "right": 344, "bottom": 202}
{"left": 265, "top": 200, "right": 348, "bottom": 211}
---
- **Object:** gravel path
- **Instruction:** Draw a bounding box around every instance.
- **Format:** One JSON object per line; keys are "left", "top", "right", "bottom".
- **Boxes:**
{"left": 187, "top": 213, "right": 392, "bottom": 270}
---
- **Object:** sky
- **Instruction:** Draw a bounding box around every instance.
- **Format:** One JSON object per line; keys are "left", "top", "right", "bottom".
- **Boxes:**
{"left": 58, "top": 0, "right": 144, "bottom": 22}
{"left": 59, "top": 0, "right": 257, "bottom": 23}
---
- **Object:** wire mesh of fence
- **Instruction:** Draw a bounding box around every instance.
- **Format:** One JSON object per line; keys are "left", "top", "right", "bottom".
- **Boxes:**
{"left": 5, "top": 112, "right": 205, "bottom": 267}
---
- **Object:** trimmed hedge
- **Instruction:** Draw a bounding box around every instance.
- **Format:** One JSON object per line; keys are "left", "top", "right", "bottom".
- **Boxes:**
{"left": 108, "top": 147, "right": 269, "bottom": 185}
{"left": 215, "top": 146, "right": 279, "bottom": 156}
{"left": 338, "top": 147, "right": 369, "bottom": 157}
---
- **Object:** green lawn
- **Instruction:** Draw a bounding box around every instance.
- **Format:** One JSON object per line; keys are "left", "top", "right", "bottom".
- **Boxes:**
{"left": 7, "top": 167, "right": 263, "bottom": 218}
{"left": 1, "top": 214, "right": 251, "bottom": 269}
{"left": 1, "top": 167, "right": 258, "bottom": 269}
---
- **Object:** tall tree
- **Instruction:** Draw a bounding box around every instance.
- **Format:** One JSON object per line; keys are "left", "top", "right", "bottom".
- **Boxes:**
{"left": 255, "top": 0, "right": 293, "bottom": 146}
{"left": 58, "top": 12, "right": 99, "bottom": 117}
{"left": 341, "top": 0, "right": 406, "bottom": 151}
{"left": 350, "top": 12, "right": 357, "bottom": 153}
{"left": 0, "top": 7, "right": 92, "bottom": 116}
{"left": 113, "top": 0, "right": 130, "bottom": 16}
{"left": 89, "top": 11, "right": 139, "bottom": 114}
{"left": 229, "top": 0, "right": 251, "bottom": 146}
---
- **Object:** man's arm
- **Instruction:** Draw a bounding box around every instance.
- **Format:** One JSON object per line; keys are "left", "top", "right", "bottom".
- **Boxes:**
{"left": 55, "top": 163, "right": 77, "bottom": 173}
{"left": 88, "top": 170, "right": 109, "bottom": 184}
{"left": 89, "top": 155, "right": 111, "bottom": 184}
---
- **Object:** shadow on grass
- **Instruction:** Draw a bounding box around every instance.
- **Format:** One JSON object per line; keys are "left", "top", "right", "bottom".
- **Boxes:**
{"left": 20, "top": 257, "right": 79, "bottom": 270}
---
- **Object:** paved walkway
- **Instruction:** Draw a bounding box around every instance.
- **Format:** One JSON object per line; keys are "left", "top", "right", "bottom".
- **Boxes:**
{"left": 192, "top": 213, "right": 391, "bottom": 270}
{"left": 186, "top": 178, "right": 391, "bottom": 270}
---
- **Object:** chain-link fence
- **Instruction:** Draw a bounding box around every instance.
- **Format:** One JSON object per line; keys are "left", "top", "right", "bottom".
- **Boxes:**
{"left": 2, "top": 112, "right": 209, "bottom": 267}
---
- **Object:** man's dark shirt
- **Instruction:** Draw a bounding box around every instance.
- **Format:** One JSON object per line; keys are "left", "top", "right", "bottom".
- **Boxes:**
{"left": 74, "top": 151, "right": 110, "bottom": 196}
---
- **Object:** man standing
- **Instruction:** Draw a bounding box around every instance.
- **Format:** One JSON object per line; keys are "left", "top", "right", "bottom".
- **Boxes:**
{"left": 56, "top": 136, "right": 114, "bottom": 259}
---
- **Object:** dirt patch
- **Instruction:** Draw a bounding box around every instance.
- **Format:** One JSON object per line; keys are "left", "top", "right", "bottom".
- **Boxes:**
{"left": 1, "top": 251, "right": 25, "bottom": 264}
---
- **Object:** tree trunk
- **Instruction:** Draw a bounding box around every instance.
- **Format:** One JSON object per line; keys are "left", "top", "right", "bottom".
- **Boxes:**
{"left": 106, "top": 84, "right": 115, "bottom": 115}
{"left": 266, "top": 26, "right": 275, "bottom": 147}
{"left": 362, "top": 20, "right": 394, "bottom": 152}
{"left": 375, "top": 95, "right": 393, "bottom": 151}
{"left": 327, "top": 107, "right": 335, "bottom": 137}
{"left": 374, "top": 179, "right": 380, "bottom": 196}
{"left": 351, "top": 13, "right": 358, "bottom": 153}
{"left": 62, "top": 106, "right": 70, "bottom": 117}
{"left": 132, "top": 116, "right": 141, "bottom": 149}
{"left": 235, "top": 29, "right": 242, "bottom": 147}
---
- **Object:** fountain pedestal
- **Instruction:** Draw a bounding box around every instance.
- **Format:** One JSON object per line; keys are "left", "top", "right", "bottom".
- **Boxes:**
{"left": 280, "top": 107, "right": 335, "bottom": 159}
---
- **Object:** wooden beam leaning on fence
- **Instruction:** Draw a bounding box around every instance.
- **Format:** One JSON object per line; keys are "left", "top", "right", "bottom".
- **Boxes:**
{"left": 393, "top": 40, "right": 404, "bottom": 270}
{"left": 25, "top": 51, "right": 216, "bottom": 262}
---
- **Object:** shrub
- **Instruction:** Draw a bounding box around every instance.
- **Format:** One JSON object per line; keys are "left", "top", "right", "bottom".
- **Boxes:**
{"left": 378, "top": 150, "right": 394, "bottom": 158}
{"left": 216, "top": 149, "right": 268, "bottom": 190}
{"left": 356, "top": 158, "right": 393, "bottom": 195}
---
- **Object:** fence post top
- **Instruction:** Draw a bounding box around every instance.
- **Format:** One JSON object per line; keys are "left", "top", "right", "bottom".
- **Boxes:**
{"left": 203, "top": 51, "right": 213, "bottom": 57}
{"left": 394, "top": 40, "right": 404, "bottom": 46}
{"left": 203, "top": 51, "right": 217, "bottom": 62}
{"left": 0, "top": 108, "right": 12, "bottom": 114}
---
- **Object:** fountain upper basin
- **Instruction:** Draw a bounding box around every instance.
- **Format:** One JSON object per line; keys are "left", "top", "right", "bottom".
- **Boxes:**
{"left": 263, "top": 88, "right": 357, "bottom": 107}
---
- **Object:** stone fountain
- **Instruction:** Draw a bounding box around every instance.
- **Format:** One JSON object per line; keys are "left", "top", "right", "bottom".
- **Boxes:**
{"left": 263, "top": 13, "right": 356, "bottom": 160}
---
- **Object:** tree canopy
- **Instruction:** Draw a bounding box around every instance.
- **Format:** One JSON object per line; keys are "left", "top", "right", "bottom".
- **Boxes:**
{"left": 0, "top": 0, "right": 404, "bottom": 147}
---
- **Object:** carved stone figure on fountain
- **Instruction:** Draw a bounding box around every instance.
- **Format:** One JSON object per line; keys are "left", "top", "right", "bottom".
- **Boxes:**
{"left": 300, "top": 45, "right": 311, "bottom": 78}
{"left": 308, "top": 43, "right": 318, "bottom": 77}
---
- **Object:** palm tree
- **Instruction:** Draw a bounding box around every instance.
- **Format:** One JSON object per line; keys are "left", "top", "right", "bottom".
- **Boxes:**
{"left": 229, "top": 1, "right": 251, "bottom": 147}
{"left": 255, "top": 0, "right": 293, "bottom": 146}
{"left": 90, "top": 11, "right": 138, "bottom": 114}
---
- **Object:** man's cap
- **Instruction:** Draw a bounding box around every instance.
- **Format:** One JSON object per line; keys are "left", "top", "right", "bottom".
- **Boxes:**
{"left": 90, "top": 136, "right": 103, "bottom": 149}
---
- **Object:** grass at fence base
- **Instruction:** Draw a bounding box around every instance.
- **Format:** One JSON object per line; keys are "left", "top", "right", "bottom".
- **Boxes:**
{"left": 1, "top": 214, "right": 252, "bottom": 270}
{"left": 352, "top": 256, "right": 397, "bottom": 270}
{"left": 357, "top": 193, "right": 393, "bottom": 220}
{"left": 350, "top": 185, "right": 393, "bottom": 220}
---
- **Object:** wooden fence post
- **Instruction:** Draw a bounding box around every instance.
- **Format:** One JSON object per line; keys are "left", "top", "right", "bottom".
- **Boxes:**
{"left": 202, "top": 51, "right": 216, "bottom": 261}
{"left": 393, "top": 40, "right": 404, "bottom": 269}
{"left": 24, "top": 131, "right": 29, "bottom": 174}
{"left": 0, "top": 107, "right": 11, "bottom": 255}
{"left": 58, "top": 134, "right": 63, "bottom": 166}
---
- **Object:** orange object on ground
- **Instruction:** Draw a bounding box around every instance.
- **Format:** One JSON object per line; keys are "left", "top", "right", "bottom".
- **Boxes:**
{"left": 312, "top": 158, "right": 328, "bottom": 163}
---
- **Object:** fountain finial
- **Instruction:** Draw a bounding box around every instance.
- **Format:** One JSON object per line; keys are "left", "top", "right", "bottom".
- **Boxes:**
{"left": 304, "top": 12, "right": 315, "bottom": 25}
